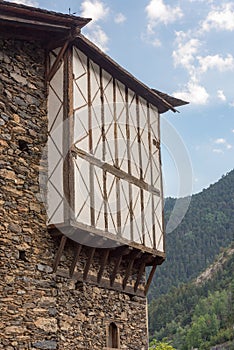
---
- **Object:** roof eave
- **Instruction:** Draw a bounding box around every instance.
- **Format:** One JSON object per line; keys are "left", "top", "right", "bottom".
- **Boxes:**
{"left": 0, "top": 1, "right": 91, "bottom": 43}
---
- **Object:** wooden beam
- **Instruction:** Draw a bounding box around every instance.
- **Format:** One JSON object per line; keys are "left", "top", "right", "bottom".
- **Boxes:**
{"left": 147, "top": 102, "right": 156, "bottom": 249}
{"left": 134, "top": 255, "right": 151, "bottom": 293}
{"left": 145, "top": 263, "right": 157, "bottom": 295}
{"left": 73, "top": 220, "right": 165, "bottom": 257}
{"left": 50, "top": 221, "right": 166, "bottom": 258}
{"left": 63, "top": 45, "right": 75, "bottom": 222}
{"left": 83, "top": 247, "right": 96, "bottom": 281}
{"left": 53, "top": 235, "right": 67, "bottom": 272}
{"left": 97, "top": 249, "right": 110, "bottom": 284}
{"left": 110, "top": 254, "right": 122, "bottom": 287}
{"left": 72, "top": 146, "right": 160, "bottom": 196}
{"left": 122, "top": 250, "right": 142, "bottom": 290}
{"left": 56, "top": 268, "right": 145, "bottom": 297}
{"left": 113, "top": 81, "right": 122, "bottom": 236}
{"left": 87, "top": 58, "right": 95, "bottom": 226}
{"left": 125, "top": 86, "right": 134, "bottom": 242}
{"left": 100, "top": 67, "right": 108, "bottom": 231}
{"left": 109, "top": 245, "right": 131, "bottom": 258}
{"left": 69, "top": 244, "right": 82, "bottom": 277}
{"left": 47, "top": 40, "right": 69, "bottom": 82}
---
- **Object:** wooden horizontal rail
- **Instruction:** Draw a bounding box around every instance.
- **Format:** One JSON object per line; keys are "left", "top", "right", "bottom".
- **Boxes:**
{"left": 71, "top": 145, "right": 160, "bottom": 196}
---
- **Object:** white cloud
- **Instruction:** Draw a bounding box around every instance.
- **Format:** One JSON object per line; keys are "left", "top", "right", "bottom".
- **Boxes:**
{"left": 217, "top": 90, "right": 226, "bottom": 102}
{"left": 80, "top": 0, "right": 109, "bottom": 23}
{"left": 213, "top": 148, "right": 224, "bottom": 154}
{"left": 140, "top": 31, "right": 162, "bottom": 47}
{"left": 232, "top": 129, "right": 234, "bottom": 133}
{"left": 84, "top": 24, "right": 109, "bottom": 52}
{"left": 145, "top": 0, "right": 183, "bottom": 28}
{"left": 198, "top": 54, "right": 234, "bottom": 73}
{"left": 201, "top": 3, "right": 234, "bottom": 32}
{"left": 80, "top": 1, "right": 109, "bottom": 51}
{"left": 215, "top": 138, "right": 226, "bottom": 144}
{"left": 7, "top": 0, "right": 38, "bottom": 6}
{"left": 189, "top": 0, "right": 213, "bottom": 2}
{"left": 173, "top": 36, "right": 201, "bottom": 71}
{"left": 173, "top": 81, "right": 209, "bottom": 105}
{"left": 114, "top": 13, "right": 126, "bottom": 24}
{"left": 214, "top": 138, "right": 232, "bottom": 150}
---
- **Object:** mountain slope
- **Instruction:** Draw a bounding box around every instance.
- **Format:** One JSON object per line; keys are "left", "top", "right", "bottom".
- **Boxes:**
{"left": 148, "top": 169, "right": 234, "bottom": 300}
{"left": 148, "top": 243, "right": 234, "bottom": 349}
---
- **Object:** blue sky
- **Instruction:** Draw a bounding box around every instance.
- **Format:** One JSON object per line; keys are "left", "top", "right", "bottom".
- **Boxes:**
{"left": 10, "top": 0, "right": 234, "bottom": 197}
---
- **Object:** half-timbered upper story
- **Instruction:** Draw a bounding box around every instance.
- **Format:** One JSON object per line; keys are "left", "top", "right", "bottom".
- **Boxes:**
{"left": 46, "top": 34, "right": 187, "bottom": 256}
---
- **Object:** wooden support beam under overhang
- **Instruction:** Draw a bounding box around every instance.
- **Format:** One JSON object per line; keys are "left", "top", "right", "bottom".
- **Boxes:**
{"left": 53, "top": 235, "right": 67, "bottom": 272}
{"left": 122, "top": 250, "right": 142, "bottom": 290}
{"left": 48, "top": 224, "right": 165, "bottom": 296}
{"left": 97, "top": 249, "right": 110, "bottom": 284}
{"left": 69, "top": 243, "right": 82, "bottom": 277}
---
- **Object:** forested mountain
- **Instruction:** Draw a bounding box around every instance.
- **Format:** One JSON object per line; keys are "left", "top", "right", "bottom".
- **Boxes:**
{"left": 148, "top": 169, "right": 234, "bottom": 300}
{"left": 148, "top": 244, "right": 234, "bottom": 349}
{"left": 148, "top": 169, "right": 234, "bottom": 349}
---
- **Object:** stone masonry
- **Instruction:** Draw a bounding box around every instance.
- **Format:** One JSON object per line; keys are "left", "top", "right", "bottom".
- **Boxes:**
{"left": 0, "top": 39, "right": 148, "bottom": 349}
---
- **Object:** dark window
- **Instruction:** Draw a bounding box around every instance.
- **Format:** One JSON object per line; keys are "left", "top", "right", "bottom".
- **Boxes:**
{"left": 108, "top": 322, "right": 119, "bottom": 348}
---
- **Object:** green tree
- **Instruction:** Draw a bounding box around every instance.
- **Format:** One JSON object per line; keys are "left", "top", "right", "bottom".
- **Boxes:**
{"left": 149, "top": 339, "right": 176, "bottom": 350}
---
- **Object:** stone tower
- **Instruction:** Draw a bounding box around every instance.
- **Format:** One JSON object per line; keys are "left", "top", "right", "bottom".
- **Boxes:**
{"left": 0, "top": 2, "right": 187, "bottom": 349}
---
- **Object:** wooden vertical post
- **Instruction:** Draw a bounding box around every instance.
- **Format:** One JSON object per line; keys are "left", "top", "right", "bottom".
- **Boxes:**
{"left": 87, "top": 58, "right": 95, "bottom": 226}
{"left": 114, "top": 79, "right": 121, "bottom": 236}
{"left": 100, "top": 67, "right": 108, "bottom": 231}
{"left": 125, "top": 86, "right": 133, "bottom": 241}
{"left": 147, "top": 102, "right": 156, "bottom": 249}
{"left": 63, "top": 45, "right": 75, "bottom": 223}
{"left": 136, "top": 96, "right": 145, "bottom": 245}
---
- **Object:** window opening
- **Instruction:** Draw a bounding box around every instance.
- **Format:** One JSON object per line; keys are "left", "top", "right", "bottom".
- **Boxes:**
{"left": 108, "top": 322, "right": 119, "bottom": 348}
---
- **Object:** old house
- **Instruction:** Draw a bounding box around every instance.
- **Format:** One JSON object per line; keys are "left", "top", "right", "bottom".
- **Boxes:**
{"left": 0, "top": 1, "right": 187, "bottom": 349}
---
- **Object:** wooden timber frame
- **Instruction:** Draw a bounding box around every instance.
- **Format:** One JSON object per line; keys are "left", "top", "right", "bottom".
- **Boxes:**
{"left": 45, "top": 35, "right": 188, "bottom": 295}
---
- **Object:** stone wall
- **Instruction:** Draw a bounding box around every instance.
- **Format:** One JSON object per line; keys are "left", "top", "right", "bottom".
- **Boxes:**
{"left": 0, "top": 39, "right": 148, "bottom": 350}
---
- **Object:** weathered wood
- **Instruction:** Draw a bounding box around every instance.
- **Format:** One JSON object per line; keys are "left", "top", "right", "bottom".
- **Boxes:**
{"left": 125, "top": 86, "right": 134, "bottom": 241}
{"left": 63, "top": 45, "right": 75, "bottom": 222}
{"left": 52, "top": 220, "right": 166, "bottom": 258}
{"left": 83, "top": 247, "right": 96, "bottom": 281}
{"left": 0, "top": 14, "right": 70, "bottom": 30}
{"left": 158, "top": 114, "right": 166, "bottom": 252}
{"left": 100, "top": 67, "right": 108, "bottom": 231}
{"left": 53, "top": 235, "right": 67, "bottom": 272}
{"left": 110, "top": 254, "right": 122, "bottom": 287}
{"left": 134, "top": 255, "right": 151, "bottom": 292}
{"left": 109, "top": 245, "right": 131, "bottom": 258}
{"left": 56, "top": 268, "right": 145, "bottom": 297}
{"left": 47, "top": 40, "right": 69, "bottom": 82}
{"left": 147, "top": 102, "right": 156, "bottom": 249}
{"left": 72, "top": 146, "right": 160, "bottom": 196}
{"left": 145, "top": 263, "right": 157, "bottom": 295}
{"left": 87, "top": 58, "right": 95, "bottom": 226}
{"left": 97, "top": 249, "right": 110, "bottom": 284}
{"left": 136, "top": 96, "right": 145, "bottom": 245}
{"left": 122, "top": 250, "right": 141, "bottom": 290}
{"left": 69, "top": 244, "right": 82, "bottom": 277}
{"left": 113, "top": 78, "right": 121, "bottom": 235}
